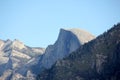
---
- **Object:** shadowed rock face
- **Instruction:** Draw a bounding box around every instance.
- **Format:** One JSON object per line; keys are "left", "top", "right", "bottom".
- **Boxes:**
{"left": 37, "top": 23, "right": 120, "bottom": 80}
{"left": 40, "top": 28, "right": 95, "bottom": 69}
{"left": 16, "top": 28, "right": 95, "bottom": 80}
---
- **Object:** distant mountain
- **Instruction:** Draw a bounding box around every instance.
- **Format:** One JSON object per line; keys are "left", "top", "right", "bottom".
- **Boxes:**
{"left": 11, "top": 28, "right": 95, "bottom": 80}
{"left": 40, "top": 28, "right": 95, "bottom": 69}
{"left": 0, "top": 28, "right": 95, "bottom": 80}
{"left": 37, "top": 23, "right": 120, "bottom": 80}
{"left": 0, "top": 39, "right": 45, "bottom": 80}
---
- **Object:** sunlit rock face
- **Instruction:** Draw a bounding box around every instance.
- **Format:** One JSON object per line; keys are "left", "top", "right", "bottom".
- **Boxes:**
{"left": 0, "top": 39, "right": 45, "bottom": 80}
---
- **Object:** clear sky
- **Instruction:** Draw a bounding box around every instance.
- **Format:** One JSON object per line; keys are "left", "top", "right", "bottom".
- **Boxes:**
{"left": 0, "top": 0, "right": 120, "bottom": 47}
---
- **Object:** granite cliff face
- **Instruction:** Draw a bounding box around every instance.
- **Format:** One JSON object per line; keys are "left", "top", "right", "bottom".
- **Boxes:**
{"left": 0, "top": 39, "right": 45, "bottom": 80}
{"left": 37, "top": 23, "right": 120, "bottom": 80}
{"left": 14, "top": 28, "right": 95, "bottom": 80}
{"left": 0, "top": 28, "right": 95, "bottom": 80}
{"left": 40, "top": 28, "right": 95, "bottom": 69}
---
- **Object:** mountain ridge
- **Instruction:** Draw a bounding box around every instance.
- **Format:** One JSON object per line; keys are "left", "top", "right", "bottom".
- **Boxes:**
{"left": 0, "top": 28, "right": 95, "bottom": 80}
{"left": 0, "top": 39, "right": 45, "bottom": 80}
{"left": 10, "top": 28, "right": 95, "bottom": 80}
{"left": 37, "top": 23, "right": 120, "bottom": 80}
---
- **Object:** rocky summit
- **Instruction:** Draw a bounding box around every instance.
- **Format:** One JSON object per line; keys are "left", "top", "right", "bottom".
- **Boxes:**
{"left": 40, "top": 28, "right": 95, "bottom": 69}
{"left": 37, "top": 23, "right": 120, "bottom": 80}
{"left": 14, "top": 28, "right": 95, "bottom": 80}
{"left": 0, "top": 39, "right": 45, "bottom": 80}
{"left": 0, "top": 28, "right": 95, "bottom": 80}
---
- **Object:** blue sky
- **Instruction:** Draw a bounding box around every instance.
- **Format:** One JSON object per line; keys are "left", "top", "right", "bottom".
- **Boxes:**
{"left": 0, "top": 0, "right": 120, "bottom": 47}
